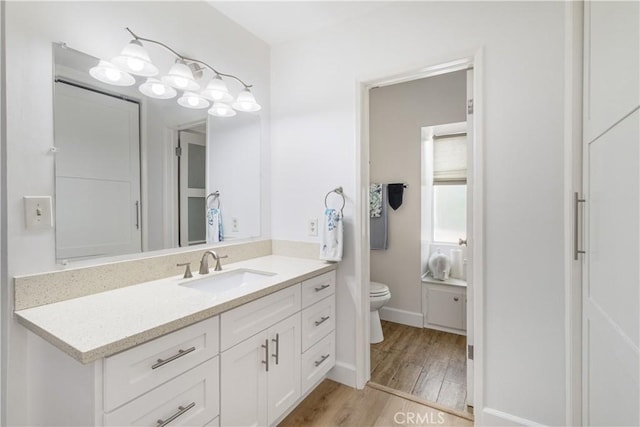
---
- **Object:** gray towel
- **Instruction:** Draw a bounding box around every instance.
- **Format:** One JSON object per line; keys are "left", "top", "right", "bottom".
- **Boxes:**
{"left": 370, "top": 184, "right": 388, "bottom": 250}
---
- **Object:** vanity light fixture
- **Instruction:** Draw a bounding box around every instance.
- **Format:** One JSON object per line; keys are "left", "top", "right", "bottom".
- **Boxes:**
{"left": 162, "top": 60, "right": 200, "bottom": 91}
{"left": 89, "top": 60, "right": 135, "bottom": 86}
{"left": 232, "top": 88, "right": 261, "bottom": 112}
{"left": 201, "top": 75, "right": 233, "bottom": 103}
{"left": 178, "top": 92, "right": 210, "bottom": 109}
{"left": 111, "top": 39, "right": 159, "bottom": 76}
{"left": 139, "top": 77, "right": 177, "bottom": 99}
{"left": 90, "top": 27, "right": 261, "bottom": 117}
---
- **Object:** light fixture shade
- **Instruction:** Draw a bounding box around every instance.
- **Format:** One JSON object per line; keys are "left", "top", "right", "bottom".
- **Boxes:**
{"left": 201, "top": 75, "right": 233, "bottom": 103}
{"left": 232, "top": 88, "right": 261, "bottom": 112}
{"left": 208, "top": 102, "right": 236, "bottom": 117}
{"left": 178, "top": 92, "right": 210, "bottom": 109}
{"left": 112, "top": 39, "right": 159, "bottom": 77}
{"left": 139, "top": 78, "right": 177, "bottom": 99}
{"left": 162, "top": 61, "right": 200, "bottom": 91}
{"left": 89, "top": 60, "right": 135, "bottom": 86}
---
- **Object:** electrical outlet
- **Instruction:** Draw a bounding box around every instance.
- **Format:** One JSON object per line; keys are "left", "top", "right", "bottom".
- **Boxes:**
{"left": 24, "top": 196, "right": 53, "bottom": 230}
{"left": 231, "top": 217, "right": 239, "bottom": 232}
{"left": 308, "top": 218, "right": 318, "bottom": 236}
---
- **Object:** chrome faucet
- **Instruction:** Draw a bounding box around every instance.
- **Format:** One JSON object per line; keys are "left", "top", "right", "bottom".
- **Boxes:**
{"left": 199, "top": 250, "right": 229, "bottom": 274}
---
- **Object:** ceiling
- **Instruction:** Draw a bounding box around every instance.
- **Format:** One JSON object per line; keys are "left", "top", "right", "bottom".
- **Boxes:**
{"left": 208, "top": 1, "right": 391, "bottom": 45}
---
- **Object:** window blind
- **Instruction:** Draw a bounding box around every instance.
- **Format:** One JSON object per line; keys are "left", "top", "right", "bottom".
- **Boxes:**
{"left": 433, "top": 134, "right": 467, "bottom": 184}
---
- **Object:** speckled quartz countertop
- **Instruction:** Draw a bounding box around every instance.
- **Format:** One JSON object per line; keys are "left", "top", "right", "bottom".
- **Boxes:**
{"left": 15, "top": 255, "right": 336, "bottom": 364}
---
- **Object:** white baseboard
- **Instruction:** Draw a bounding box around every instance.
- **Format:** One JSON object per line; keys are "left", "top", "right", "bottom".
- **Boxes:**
{"left": 327, "top": 361, "right": 357, "bottom": 388}
{"left": 379, "top": 306, "right": 423, "bottom": 328}
{"left": 481, "top": 407, "right": 546, "bottom": 426}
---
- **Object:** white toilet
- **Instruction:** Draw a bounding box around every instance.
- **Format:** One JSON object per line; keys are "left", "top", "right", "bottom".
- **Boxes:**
{"left": 370, "top": 281, "right": 391, "bottom": 344}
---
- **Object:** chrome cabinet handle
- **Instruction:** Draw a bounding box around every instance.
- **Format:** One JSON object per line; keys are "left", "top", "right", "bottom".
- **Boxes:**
{"left": 261, "top": 339, "right": 269, "bottom": 372}
{"left": 152, "top": 347, "right": 196, "bottom": 370}
{"left": 574, "top": 192, "right": 586, "bottom": 260}
{"left": 314, "top": 283, "right": 331, "bottom": 292}
{"left": 156, "top": 402, "right": 195, "bottom": 427}
{"left": 314, "top": 354, "right": 330, "bottom": 367}
{"left": 271, "top": 333, "right": 280, "bottom": 365}
{"left": 315, "top": 316, "right": 330, "bottom": 326}
{"left": 135, "top": 201, "right": 140, "bottom": 230}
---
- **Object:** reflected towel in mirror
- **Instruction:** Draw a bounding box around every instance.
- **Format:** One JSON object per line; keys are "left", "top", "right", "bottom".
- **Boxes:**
{"left": 207, "top": 208, "right": 223, "bottom": 243}
{"left": 320, "top": 208, "right": 343, "bottom": 262}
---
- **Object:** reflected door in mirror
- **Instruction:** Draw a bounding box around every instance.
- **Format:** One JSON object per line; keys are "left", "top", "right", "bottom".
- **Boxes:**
{"left": 54, "top": 82, "right": 142, "bottom": 260}
{"left": 179, "top": 130, "right": 207, "bottom": 246}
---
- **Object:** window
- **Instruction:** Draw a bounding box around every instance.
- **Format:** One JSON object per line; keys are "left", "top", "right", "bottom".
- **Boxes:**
{"left": 432, "top": 132, "right": 467, "bottom": 243}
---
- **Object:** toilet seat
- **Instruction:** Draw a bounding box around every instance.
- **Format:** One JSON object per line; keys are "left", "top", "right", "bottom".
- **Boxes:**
{"left": 370, "top": 281, "right": 390, "bottom": 296}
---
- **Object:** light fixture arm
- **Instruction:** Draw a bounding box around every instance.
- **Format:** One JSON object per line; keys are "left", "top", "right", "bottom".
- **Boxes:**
{"left": 125, "top": 27, "right": 253, "bottom": 89}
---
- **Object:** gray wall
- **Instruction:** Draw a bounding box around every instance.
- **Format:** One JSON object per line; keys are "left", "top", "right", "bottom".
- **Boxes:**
{"left": 369, "top": 70, "right": 466, "bottom": 315}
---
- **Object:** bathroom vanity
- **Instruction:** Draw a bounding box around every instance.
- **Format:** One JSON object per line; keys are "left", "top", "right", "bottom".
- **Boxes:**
{"left": 421, "top": 273, "right": 467, "bottom": 335}
{"left": 15, "top": 254, "right": 336, "bottom": 426}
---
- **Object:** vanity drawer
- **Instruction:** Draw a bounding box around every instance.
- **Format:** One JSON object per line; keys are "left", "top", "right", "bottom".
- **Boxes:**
{"left": 301, "top": 331, "right": 335, "bottom": 395}
{"left": 301, "top": 271, "right": 336, "bottom": 309}
{"left": 104, "top": 356, "right": 219, "bottom": 426}
{"left": 104, "top": 316, "right": 219, "bottom": 412}
{"left": 220, "top": 285, "right": 300, "bottom": 351}
{"left": 301, "top": 296, "right": 335, "bottom": 352}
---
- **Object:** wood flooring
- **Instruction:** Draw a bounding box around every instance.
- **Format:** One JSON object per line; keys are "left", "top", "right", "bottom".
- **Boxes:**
{"left": 370, "top": 321, "right": 470, "bottom": 414}
{"left": 279, "top": 379, "right": 472, "bottom": 427}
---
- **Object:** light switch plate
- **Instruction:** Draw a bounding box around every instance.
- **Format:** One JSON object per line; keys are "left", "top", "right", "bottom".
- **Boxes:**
{"left": 24, "top": 196, "right": 53, "bottom": 230}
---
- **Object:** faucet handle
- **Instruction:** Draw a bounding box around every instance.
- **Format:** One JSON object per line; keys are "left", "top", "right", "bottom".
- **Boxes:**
{"left": 177, "top": 262, "right": 193, "bottom": 279}
{"left": 214, "top": 255, "right": 229, "bottom": 271}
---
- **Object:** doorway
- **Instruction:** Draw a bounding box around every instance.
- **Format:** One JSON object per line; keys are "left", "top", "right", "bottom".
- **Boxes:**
{"left": 358, "top": 56, "right": 483, "bottom": 419}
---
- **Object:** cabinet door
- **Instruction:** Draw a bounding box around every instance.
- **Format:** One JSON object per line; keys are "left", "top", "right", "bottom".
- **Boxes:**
{"left": 427, "top": 287, "right": 464, "bottom": 330}
{"left": 221, "top": 332, "right": 268, "bottom": 426}
{"left": 267, "top": 313, "right": 301, "bottom": 425}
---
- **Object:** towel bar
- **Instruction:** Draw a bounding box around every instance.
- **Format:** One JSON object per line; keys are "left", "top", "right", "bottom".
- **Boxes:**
{"left": 324, "top": 187, "right": 345, "bottom": 216}
{"left": 206, "top": 191, "right": 220, "bottom": 209}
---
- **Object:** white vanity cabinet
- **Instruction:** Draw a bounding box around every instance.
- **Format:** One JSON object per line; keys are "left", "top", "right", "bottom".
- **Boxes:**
{"left": 24, "top": 266, "right": 337, "bottom": 427}
{"left": 422, "top": 278, "right": 467, "bottom": 335}
{"left": 220, "top": 270, "right": 336, "bottom": 427}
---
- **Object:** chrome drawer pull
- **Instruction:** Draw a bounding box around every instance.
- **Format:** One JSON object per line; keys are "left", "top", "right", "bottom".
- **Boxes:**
{"left": 152, "top": 346, "right": 196, "bottom": 370}
{"left": 261, "top": 339, "right": 269, "bottom": 372}
{"left": 315, "top": 316, "right": 330, "bottom": 326}
{"left": 314, "top": 354, "right": 330, "bottom": 367}
{"left": 156, "top": 402, "right": 195, "bottom": 426}
{"left": 314, "top": 283, "right": 331, "bottom": 292}
{"left": 272, "top": 333, "right": 280, "bottom": 365}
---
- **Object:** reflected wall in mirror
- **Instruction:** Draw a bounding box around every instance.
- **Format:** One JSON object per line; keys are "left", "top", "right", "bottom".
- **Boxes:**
{"left": 53, "top": 44, "right": 261, "bottom": 262}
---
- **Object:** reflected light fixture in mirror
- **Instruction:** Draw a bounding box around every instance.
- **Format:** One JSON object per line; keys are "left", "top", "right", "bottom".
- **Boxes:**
{"left": 139, "top": 77, "right": 177, "bottom": 99}
{"left": 89, "top": 60, "right": 135, "bottom": 86}
{"left": 89, "top": 27, "right": 261, "bottom": 117}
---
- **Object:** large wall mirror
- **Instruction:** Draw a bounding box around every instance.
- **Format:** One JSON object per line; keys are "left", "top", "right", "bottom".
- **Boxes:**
{"left": 53, "top": 43, "right": 261, "bottom": 262}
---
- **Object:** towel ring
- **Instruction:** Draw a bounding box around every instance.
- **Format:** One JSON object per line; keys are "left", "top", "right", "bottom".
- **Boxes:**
{"left": 324, "top": 187, "right": 345, "bottom": 216}
{"left": 206, "top": 191, "right": 220, "bottom": 209}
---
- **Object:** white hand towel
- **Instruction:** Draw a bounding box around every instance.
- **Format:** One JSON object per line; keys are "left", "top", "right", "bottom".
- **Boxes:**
{"left": 320, "top": 208, "right": 343, "bottom": 262}
{"left": 206, "top": 207, "right": 223, "bottom": 243}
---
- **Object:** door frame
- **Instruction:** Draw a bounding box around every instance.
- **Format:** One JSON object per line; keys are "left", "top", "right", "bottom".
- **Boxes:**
{"left": 355, "top": 49, "right": 485, "bottom": 415}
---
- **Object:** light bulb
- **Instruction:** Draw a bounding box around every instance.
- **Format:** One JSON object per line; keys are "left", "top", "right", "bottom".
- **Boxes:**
{"left": 151, "top": 83, "right": 166, "bottom": 96}
{"left": 187, "top": 96, "right": 199, "bottom": 107}
{"left": 216, "top": 107, "right": 226, "bottom": 115}
{"left": 127, "top": 57, "right": 144, "bottom": 72}
{"left": 105, "top": 68, "right": 121, "bottom": 82}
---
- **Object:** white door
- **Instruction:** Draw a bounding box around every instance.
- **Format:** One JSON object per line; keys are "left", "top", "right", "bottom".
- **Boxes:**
{"left": 220, "top": 331, "right": 268, "bottom": 427}
{"left": 54, "top": 82, "right": 141, "bottom": 260}
{"left": 465, "top": 68, "right": 474, "bottom": 407}
{"left": 267, "top": 313, "right": 301, "bottom": 425}
{"left": 582, "top": 2, "right": 639, "bottom": 425}
{"left": 178, "top": 130, "right": 207, "bottom": 247}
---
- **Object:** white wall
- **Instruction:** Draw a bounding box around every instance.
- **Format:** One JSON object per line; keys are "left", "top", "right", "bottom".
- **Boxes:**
{"left": 4, "top": 2, "right": 270, "bottom": 424}
{"left": 369, "top": 71, "right": 466, "bottom": 317}
{"left": 271, "top": 2, "right": 566, "bottom": 425}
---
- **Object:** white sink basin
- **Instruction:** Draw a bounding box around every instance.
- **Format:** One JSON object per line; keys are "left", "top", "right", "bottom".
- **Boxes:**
{"left": 180, "top": 269, "right": 276, "bottom": 294}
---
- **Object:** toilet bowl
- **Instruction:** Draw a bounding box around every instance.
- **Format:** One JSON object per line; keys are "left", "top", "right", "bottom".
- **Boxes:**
{"left": 370, "top": 281, "right": 391, "bottom": 344}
